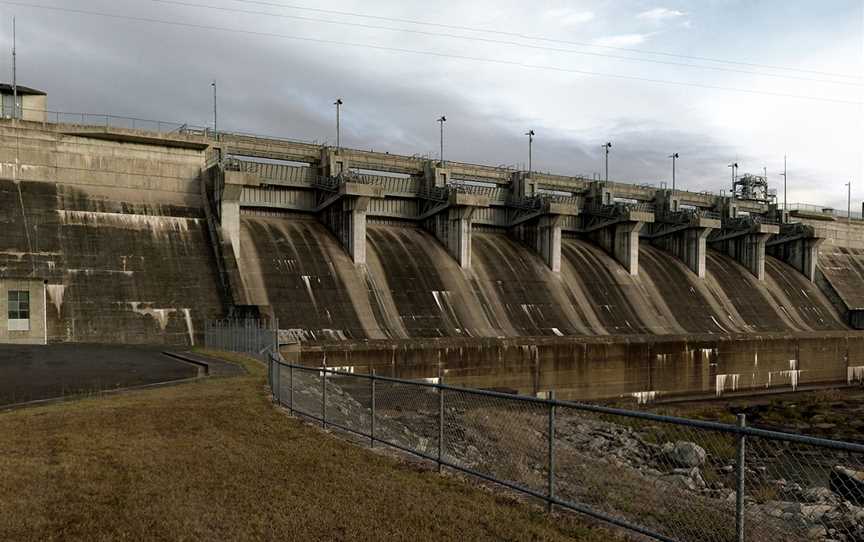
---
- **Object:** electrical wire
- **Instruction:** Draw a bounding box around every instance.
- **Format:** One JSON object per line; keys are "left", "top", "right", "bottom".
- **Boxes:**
{"left": 1, "top": 0, "right": 861, "bottom": 106}
{"left": 221, "top": 0, "right": 864, "bottom": 81}
{"left": 150, "top": 0, "right": 863, "bottom": 88}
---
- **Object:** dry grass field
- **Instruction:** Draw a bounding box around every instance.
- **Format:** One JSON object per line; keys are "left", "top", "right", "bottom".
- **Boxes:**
{"left": 0, "top": 351, "right": 621, "bottom": 541}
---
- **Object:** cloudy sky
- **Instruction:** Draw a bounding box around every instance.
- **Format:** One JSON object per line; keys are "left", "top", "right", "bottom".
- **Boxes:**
{"left": 1, "top": 0, "right": 862, "bottom": 209}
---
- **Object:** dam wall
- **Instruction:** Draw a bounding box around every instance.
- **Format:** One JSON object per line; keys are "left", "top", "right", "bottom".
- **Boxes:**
{"left": 0, "top": 117, "right": 861, "bottom": 356}
{"left": 296, "top": 332, "right": 864, "bottom": 403}
{"left": 0, "top": 121, "right": 222, "bottom": 344}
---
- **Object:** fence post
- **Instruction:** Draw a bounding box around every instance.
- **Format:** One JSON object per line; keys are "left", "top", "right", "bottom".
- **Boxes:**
{"left": 548, "top": 390, "right": 556, "bottom": 513}
{"left": 438, "top": 372, "right": 444, "bottom": 473}
{"left": 321, "top": 365, "right": 327, "bottom": 428}
{"left": 370, "top": 371, "right": 376, "bottom": 448}
{"left": 736, "top": 413, "right": 747, "bottom": 542}
{"left": 275, "top": 358, "right": 281, "bottom": 404}
{"left": 289, "top": 363, "right": 294, "bottom": 414}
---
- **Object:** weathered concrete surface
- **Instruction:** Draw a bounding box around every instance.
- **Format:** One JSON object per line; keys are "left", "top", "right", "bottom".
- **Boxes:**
{"left": 235, "top": 211, "right": 847, "bottom": 342}
{"left": 796, "top": 217, "right": 864, "bottom": 326}
{"left": 0, "top": 122, "right": 223, "bottom": 344}
{"left": 0, "top": 179, "right": 223, "bottom": 344}
{"left": 296, "top": 331, "right": 864, "bottom": 402}
{"left": 237, "top": 214, "right": 378, "bottom": 340}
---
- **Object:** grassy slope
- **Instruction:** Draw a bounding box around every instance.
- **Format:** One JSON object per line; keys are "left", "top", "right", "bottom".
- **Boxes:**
{"left": 0, "top": 352, "right": 618, "bottom": 542}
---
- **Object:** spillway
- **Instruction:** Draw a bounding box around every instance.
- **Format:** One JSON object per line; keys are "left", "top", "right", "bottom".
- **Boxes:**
{"left": 235, "top": 214, "right": 846, "bottom": 341}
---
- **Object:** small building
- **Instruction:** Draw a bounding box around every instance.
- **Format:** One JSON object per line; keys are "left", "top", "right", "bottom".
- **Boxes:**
{"left": 0, "top": 83, "right": 47, "bottom": 123}
{"left": 0, "top": 278, "right": 47, "bottom": 345}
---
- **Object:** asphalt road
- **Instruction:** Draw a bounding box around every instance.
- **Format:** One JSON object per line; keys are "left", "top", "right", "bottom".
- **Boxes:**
{"left": 0, "top": 344, "right": 197, "bottom": 407}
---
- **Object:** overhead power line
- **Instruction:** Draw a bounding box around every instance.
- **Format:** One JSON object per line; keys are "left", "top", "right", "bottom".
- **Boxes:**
{"left": 221, "top": 0, "right": 864, "bottom": 81}
{"left": 1, "top": 0, "right": 862, "bottom": 106}
{"left": 151, "top": 0, "right": 863, "bottom": 88}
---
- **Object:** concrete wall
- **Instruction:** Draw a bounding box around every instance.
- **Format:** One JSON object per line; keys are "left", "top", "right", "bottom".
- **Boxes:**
{"left": 0, "top": 122, "right": 204, "bottom": 206}
{"left": 796, "top": 217, "right": 864, "bottom": 323}
{"left": 297, "top": 332, "right": 864, "bottom": 403}
{"left": 0, "top": 122, "right": 222, "bottom": 344}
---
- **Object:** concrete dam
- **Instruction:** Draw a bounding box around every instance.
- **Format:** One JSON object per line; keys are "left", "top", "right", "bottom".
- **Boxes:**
{"left": 2, "top": 113, "right": 863, "bottom": 401}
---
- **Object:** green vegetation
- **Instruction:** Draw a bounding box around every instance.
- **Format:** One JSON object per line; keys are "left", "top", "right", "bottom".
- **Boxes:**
{"left": 0, "top": 349, "right": 619, "bottom": 542}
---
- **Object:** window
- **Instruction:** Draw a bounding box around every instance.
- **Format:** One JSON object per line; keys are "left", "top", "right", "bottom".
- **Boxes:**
{"left": 8, "top": 290, "right": 30, "bottom": 320}
{"left": 1, "top": 95, "right": 11, "bottom": 118}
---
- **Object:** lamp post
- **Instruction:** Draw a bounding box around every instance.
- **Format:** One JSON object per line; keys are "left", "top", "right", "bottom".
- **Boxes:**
{"left": 437, "top": 116, "right": 446, "bottom": 166}
{"left": 12, "top": 17, "right": 17, "bottom": 120}
{"left": 603, "top": 142, "right": 612, "bottom": 182}
{"left": 526, "top": 130, "right": 535, "bottom": 177}
{"left": 334, "top": 99, "right": 343, "bottom": 152}
{"left": 779, "top": 155, "right": 787, "bottom": 212}
{"left": 211, "top": 81, "right": 217, "bottom": 134}
{"left": 728, "top": 162, "right": 738, "bottom": 194}
{"left": 847, "top": 181, "right": 852, "bottom": 223}
{"left": 668, "top": 153, "right": 679, "bottom": 192}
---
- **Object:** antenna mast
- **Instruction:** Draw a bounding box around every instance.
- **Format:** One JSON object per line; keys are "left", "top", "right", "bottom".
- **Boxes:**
{"left": 12, "top": 16, "right": 17, "bottom": 120}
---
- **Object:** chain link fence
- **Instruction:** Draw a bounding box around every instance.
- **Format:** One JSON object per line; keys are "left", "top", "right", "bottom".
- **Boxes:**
{"left": 267, "top": 354, "right": 864, "bottom": 542}
{"left": 204, "top": 319, "right": 278, "bottom": 358}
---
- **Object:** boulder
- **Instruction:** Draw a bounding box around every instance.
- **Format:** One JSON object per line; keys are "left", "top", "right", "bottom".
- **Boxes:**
{"left": 661, "top": 441, "right": 707, "bottom": 468}
{"left": 829, "top": 466, "right": 864, "bottom": 505}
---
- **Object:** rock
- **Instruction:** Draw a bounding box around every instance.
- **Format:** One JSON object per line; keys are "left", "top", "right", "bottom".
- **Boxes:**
{"left": 801, "top": 486, "right": 840, "bottom": 505}
{"left": 661, "top": 473, "right": 699, "bottom": 491}
{"left": 804, "top": 525, "right": 827, "bottom": 540}
{"left": 800, "top": 504, "right": 834, "bottom": 522}
{"left": 829, "top": 466, "right": 864, "bottom": 505}
{"left": 588, "top": 436, "right": 606, "bottom": 451}
{"left": 661, "top": 441, "right": 707, "bottom": 468}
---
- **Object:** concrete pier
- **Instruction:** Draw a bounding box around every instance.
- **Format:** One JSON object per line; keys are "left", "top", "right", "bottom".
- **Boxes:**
{"left": 766, "top": 224, "right": 826, "bottom": 282}
{"left": 423, "top": 191, "right": 489, "bottom": 269}
{"left": 645, "top": 213, "right": 721, "bottom": 278}
{"left": 583, "top": 206, "right": 654, "bottom": 276}
{"left": 318, "top": 182, "right": 384, "bottom": 265}
{"left": 511, "top": 200, "right": 579, "bottom": 272}
{"left": 709, "top": 220, "right": 779, "bottom": 280}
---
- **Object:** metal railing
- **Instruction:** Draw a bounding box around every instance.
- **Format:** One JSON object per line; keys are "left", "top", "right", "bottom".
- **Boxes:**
{"left": 659, "top": 208, "right": 723, "bottom": 223}
{"left": 586, "top": 201, "right": 656, "bottom": 218}
{"left": 268, "top": 354, "right": 864, "bottom": 542}
{"left": 723, "top": 215, "right": 780, "bottom": 229}
{"left": 781, "top": 203, "right": 863, "bottom": 221}
{"left": 204, "top": 319, "right": 278, "bottom": 358}
{"left": 2, "top": 105, "right": 210, "bottom": 134}
{"left": 2, "top": 106, "right": 321, "bottom": 146}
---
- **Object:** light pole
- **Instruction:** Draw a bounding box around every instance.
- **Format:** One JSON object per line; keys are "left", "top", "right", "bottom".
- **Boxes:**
{"left": 334, "top": 99, "right": 343, "bottom": 152}
{"left": 437, "top": 116, "right": 446, "bottom": 166}
{"left": 728, "top": 162, "right": 738, "bottom": 194}
{"left": 211, "top": 81, "right": 217, "bottom": 134}
{"left": 668, "top": 153, "right": 679, "bottom": 192}
{"left": 526, "top": 130, "right": 535, "bottom": 177}
{"left": 12, "top": 17, "right": 17, "bottom": 119}
{"left": 779, "top": 155, "right": 787, "bottom": 211}
{"left": 603, "top": 142, "right": 612, "bottom": 182}
{"left": 847, "top": 181, "right": 852, "bottom": 223}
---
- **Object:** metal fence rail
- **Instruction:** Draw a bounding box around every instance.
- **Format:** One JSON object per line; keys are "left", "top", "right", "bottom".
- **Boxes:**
{"left": 204, "top": 319, "right": 278, "bottom": 357}
{"left": 267, "top": 354, "right": 864, "bottom": 542}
